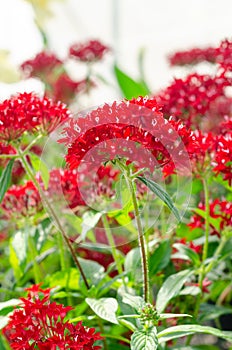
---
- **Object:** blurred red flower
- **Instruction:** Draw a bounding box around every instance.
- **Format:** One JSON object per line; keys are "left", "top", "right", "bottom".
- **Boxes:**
{"left": 69, "top": 40, "right": 109, "bottom": 62}
{"left": 188, "top": 199, "right": 232, "bottom": 236}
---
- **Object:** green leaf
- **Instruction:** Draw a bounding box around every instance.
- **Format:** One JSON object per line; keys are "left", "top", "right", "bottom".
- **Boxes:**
{"left": 131, "top": 327, "right": 158, "bottom": 350}
{"left": 81, "top": 211, "right": 102, "bottom": 240}
{"left": 199, "top": 303, "right": 232, "bottom": 322}
{"left": 29, "top": 153, "right": 50, "bottom": 189}
{"left": 0, "top": 159, "right": 14, "bottom": 203}
{"left": 114, "top": 64, "right": 149, "bottom": 99}
{"left": 33, "top": 218, "right": 52, "bottom": 252}
{"left": 156, "top": 269, "right": 193, "bottom": 314}
{"left": 0, "top": 299, "right": 21, "bottom": 316}
{"left": 170, "top": 346, "right": 219, "bottom": 350}
{"left": 159, "top": 313, "right": 192, "bottom": 319}
{"left": 46, "top": 268, "right": 80, "bottom": 290}
{"left": 137, "top": 177, "right": 181, "bottom": 221}
{"left": 157, "top": 325, "right": 232, "bottom": 343}
{"left": 149, "top": 240, "right": 171, "bottom": 274}
{"left": 9, "top": 230, "right": 27, "bottom": 279}
{"left": 0, "top": 315, "right": 11, "bottom": 330}
{"left": 122, "top": 293, "right": 145, "bottom": 312}
{"left": 79, "top": 258, "right": 105, "bottom": 285}
{"left": 172, "top": 243, "right": 201, "bottom": 266}
{"left": 86, "top": 297, "right": 118, "bottom": 324}
{"left": 124, "top": 248, "right": 142, "bottom": 283}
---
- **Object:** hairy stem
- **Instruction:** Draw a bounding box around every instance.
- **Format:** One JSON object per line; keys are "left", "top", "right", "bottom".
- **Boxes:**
{"left": 117, "top": 160, "right": 150, "bottom": 303}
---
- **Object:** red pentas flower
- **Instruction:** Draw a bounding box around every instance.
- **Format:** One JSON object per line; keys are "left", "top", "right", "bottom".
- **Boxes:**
{"left": 20, "top": 51, "right": 63, "bottom": 80}
{"left": 213, "top": 133, "right": 232, "bottom": 185}
{"left": 43, "top": 168, "right": 86, "bottom": 209}
{"left": 59, "top": 97, "right": 195, "bottom": 178}
{"left": 217, "top": 39, "right": 232, "bottom": 73}
{"left": 69, "top": 40, "right": 109, "bottom": 62}
{"left": 156, "top": 73, "right": 230, "bottom": 129}
{"left": 3, "top": 284, "right": 102, "bottom": 350}
{"left": 188, "top": 199, "right": 232, "bottom": 236}
{"left": 52, "top": 73, "right": 92, "bottom": 104}
{"left": 1, "top": 180, "right": 42, "bottom": 220}
{"left": 0, "top": 92, "right": 71, "bottom": 142}
{"left": 168, "top": 46, "right": 217, "bottom": 66}
{"left": 190, "top": 130, "right": 217, "bottom": 176}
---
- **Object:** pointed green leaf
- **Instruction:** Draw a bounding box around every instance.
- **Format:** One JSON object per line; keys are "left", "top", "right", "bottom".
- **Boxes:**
{"left": 137, "top": 176, "right": 181, "bottom": 221}
{"left": 0, "top": 159, "right": 14, "bottom": 203}
{"left": 149, "top": 239, "right": 171, "bottom": 274}
{"left": 156, "top": 269, "right": 193, "bottom": 314}
{"left": 81, "top": 211, "right": 102, "bottom": 240}
{"left": 157, "top": 325, "right": 232, "bottom": 343}
{"left": 114, "top": 64, "right": 149, "bottom": 99}
{"left": 86, "top": 297, "right": 118, "bottom": 324}
{"left": 122, "top": 293, "right": 145, "bottom": 312}
{"left": 159, "top": 313, "right": 192, "bottom": 319}
{"left": 29, "top": 153, "right": 50, "bottom": 189}
{"left": 131, "top": 327, "right": 158, "bottom": 350}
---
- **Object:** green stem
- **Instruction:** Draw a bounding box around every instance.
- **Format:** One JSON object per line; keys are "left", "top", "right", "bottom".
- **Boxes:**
{"left": 57, "top": 230, "right": 66, "bottom": 272}
{"left": 17, "top": 147, "right": 90, "bottom": 289}
{"left": 27, "top": 234, "right": 43, "bottom": 283}
{"left": 101, "top": 214, "right": 123, "bottom": 275}
{"left": 186, "top": 177, "right": 210, "bottom": 345}
{"left": 117, "top": 160, "right": 150, "bottom": 303}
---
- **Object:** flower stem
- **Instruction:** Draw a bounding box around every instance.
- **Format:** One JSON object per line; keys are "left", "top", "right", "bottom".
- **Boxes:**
{"left": 101, "top": 214, "right": 123, "bottom": 275}
{"left": 116, "top": 160, "right": 150, "bottom": 303}
{"left": 17, "top": 147, "right": 90, "bottom": 289}
{"left": 186, "top": 177, "right": 210, "bottom": 345}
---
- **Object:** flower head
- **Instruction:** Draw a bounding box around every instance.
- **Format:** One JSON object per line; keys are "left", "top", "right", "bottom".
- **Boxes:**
{"left": 188, "top": 199, "right": 232, "bottom": 236}
{"left": 69, "top": 40, "right": 109, "bottom": 62}
{"left": 21, "top": 51, "right": 62, "bottom": 80}
{"left": 169, "top": 46, "right": 217, "bottom": 66}
{"left": 60, "top": 98, "right": 195, "bottom": 178}
{"left": 156, "top": 73, "right": 230, "bottom": 129}
{"left": 1, "top": 180, "right": 42, "bottom": 220}
{"left": 3, "top": 284, "right": 102, "bottom": 349}
{"left": 52, "top": 73, "right": 91, "bottom": 104}
{"left": 213, "top": 133, "right": 232, "bottom": 185}
{"left": 0, "top": 92, "right": 71, "bottom": 142}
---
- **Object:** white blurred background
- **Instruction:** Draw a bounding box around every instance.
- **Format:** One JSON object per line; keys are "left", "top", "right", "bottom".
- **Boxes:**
{"left": 0, "top": 0, "right": 231, "bottom": 102}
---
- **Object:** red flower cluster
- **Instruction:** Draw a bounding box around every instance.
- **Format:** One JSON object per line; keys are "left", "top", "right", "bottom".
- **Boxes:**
{"left": 188, "top": 199, "right": 232, "bottom": 236}
{"left": 21, "top": 51, "right": 63, "bottom": 80}
{"left": 3, "top": 284, "right": 102, "bottom": 350}
{"left": 185, "top": 278, "right": 211, "bottom": 294}
{"left": 69, "top": 40, "right": 109, "bottom": 62}
{"left": 168, "top": 39, "right": 232, "bottom": 72}
{"left": 189, "top": 130, "right": 232, "bottom": 183}
{"left": 52, "top": 74, "right": 90, "bottom": 104}
{"left": 213, "top": 133, "right": 232, "bottom": 185}
{"left": 60, "top": 97, "right": 196, "bottom": 177}
{"left": 217, "top": 39, "right": 232, "bottom": 73}
{"left": 169, "top": 46, "right": 217, "bottom": 66}
{"left": 156, "top": 73, "right": 230, "bottom": 129}
{"left": 0, "top": 92, "right": 71, "bottom": 142}
{"left": 1, "top": 180, "right": 42, "bottom": 219}
{"left": 44, "top": 168, "right": 86, "bottom": 209}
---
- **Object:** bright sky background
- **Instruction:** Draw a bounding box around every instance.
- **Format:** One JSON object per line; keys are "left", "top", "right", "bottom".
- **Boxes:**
{"left": 0, "top": 0, "right": 231, "bottom": 103}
